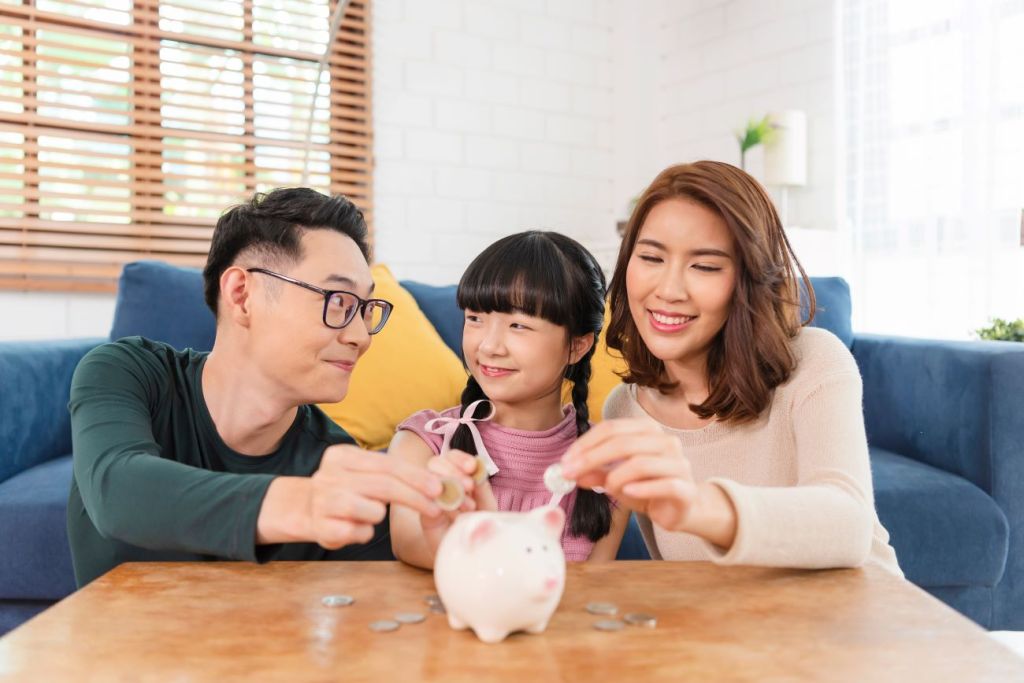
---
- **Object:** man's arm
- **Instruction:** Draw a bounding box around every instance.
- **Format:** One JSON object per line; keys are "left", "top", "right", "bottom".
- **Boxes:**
{"left": 70, "top": 343, "right": 276, "bottom": 561}
{"left": 72, "top": 343, "right": 445, "bottom": 559}
{"left": 256, "top": 444, "right": 445, "bottom": 550}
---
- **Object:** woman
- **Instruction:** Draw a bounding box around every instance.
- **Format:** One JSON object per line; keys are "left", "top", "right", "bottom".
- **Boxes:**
{"left": 560, "top": 161, "right": 901, "bottom": 573}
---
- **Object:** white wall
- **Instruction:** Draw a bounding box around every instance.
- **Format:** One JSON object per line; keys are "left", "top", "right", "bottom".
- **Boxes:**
{"left": 371, "top": 0, "right": 844, "bottom": 284}
{"left": 0, "top": 291, "right": 116, "bottom": 341}
{"left": 0, "top": 0, "right": 843, "bottom": 339}
{"left": 372, "top": 0, "right": 623, "bottom": 283}
{"left": 647, "top": 0, "right": 846, "bottom": 278}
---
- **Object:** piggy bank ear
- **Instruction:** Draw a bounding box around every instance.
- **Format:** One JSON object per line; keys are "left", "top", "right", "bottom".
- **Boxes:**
{"left": 531, "top": 505, "right": 565, "bottom": 538}
{"left": 464, "top": 518, "right": 498, "bottom": 550}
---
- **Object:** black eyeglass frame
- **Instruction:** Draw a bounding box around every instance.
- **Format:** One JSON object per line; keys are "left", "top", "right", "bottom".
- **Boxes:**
{"left": 246, "top": 267, "right": 393, "bottom": 334}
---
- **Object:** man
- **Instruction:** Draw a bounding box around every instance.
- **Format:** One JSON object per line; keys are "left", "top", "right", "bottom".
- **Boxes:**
{"left": 67, "top": 188, "right": 443, "bottom": 586}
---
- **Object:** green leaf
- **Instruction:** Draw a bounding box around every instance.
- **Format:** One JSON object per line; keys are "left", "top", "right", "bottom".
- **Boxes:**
{"left": 736, "top": 115, "right": 777, "bottom": 154}
{"left": 974, "top": 318, "right": 1024, "bottom": 342}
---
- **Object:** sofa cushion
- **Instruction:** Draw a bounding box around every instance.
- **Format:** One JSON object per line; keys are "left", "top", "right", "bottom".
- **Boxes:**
{"left": 582, "top": 305, "right": 629, "bottom": 423}
{"left": 0, "top": 455, "right": 76, "bottom": 600}
{"left": 871, "top": 447, "right": 1008, "bottom": 588}
{"left": 805, "top": 276, "right": 853, "bottom": 349}
{"left": 110, "top": 260, "right": 216, "bottom": 351}
{"left": 318, "top": 265, "right": 467, "bottom": 450}
{"left": 400, "top": 280, "right": 462, "bottom": 358}
{"left": 0, "top": 339, "right": 97, "bottom": 485}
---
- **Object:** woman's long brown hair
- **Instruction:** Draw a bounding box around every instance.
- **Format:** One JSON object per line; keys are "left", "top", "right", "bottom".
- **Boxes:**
{"left": 606, "top": 160, "right": 815, "bottom": 424}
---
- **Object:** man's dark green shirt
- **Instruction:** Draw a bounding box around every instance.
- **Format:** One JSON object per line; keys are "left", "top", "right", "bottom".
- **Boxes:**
{"left": 67, "top": 336, "right": 392, "bottom": 587}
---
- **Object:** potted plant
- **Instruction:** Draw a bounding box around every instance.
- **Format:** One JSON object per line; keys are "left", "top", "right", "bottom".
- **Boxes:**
{"left": 736, "top": 115, "right": 776, "bottom": 170}
{"left": 975, "top": 318, "right": 1024, "bottom": 342}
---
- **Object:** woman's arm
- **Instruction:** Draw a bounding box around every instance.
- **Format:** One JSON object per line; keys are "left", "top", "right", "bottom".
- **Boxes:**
{"left": 561, "top": 419, "right": 737, "bottom": 550}
{"left": 564, "top": 371, "right": 877, "bottom": 569}
{"left": 698, "top": 371, "right": 875, "bottom": 568}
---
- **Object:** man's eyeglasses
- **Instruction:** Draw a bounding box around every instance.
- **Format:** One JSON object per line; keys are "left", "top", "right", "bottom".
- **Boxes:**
{"left": 246, "top": 268, "right": 393, "bottom": 335}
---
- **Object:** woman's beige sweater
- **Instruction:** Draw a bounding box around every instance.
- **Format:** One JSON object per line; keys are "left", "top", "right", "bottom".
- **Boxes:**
{"left": 603, "top": 327, "right": 902, "bottom": 575}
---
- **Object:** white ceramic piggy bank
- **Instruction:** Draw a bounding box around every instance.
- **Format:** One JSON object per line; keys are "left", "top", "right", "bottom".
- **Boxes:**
{"left": 434, "top": 505, "right": 566, "bottom": 644}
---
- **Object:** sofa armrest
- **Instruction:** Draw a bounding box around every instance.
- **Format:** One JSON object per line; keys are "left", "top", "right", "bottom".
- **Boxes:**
{"left": 0, "top": 338, "right": 104, "bottom": 484}
{"left": 852, "top": 334, "right": 1024, "bottom": 499}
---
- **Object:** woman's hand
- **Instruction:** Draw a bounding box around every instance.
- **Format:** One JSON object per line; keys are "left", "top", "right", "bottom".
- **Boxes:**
{"left": 561, "top": 418, "right": 737, "bottom": 548}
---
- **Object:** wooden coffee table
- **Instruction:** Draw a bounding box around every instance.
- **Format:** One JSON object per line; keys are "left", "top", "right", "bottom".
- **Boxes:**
{"left": 1, "top": 561, "right": 1021, "bottom": 681}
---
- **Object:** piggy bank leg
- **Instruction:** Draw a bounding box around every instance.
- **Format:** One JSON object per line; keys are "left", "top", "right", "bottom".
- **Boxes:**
{"left": 473, "top": 625, "right": 511, "bottom": 644}
{"left": 525, "top": 620, "right": 549, "bottom": 634}
{"left": 447, "top": 613, "right": 469, "bottom": 630}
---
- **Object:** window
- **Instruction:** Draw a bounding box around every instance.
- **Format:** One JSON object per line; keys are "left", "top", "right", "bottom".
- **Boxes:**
{"left": 0, "top": 0, "right": 371, "bottom": 292}
{"left": 843, "top": 0, "right": 1024, "bottom": 338}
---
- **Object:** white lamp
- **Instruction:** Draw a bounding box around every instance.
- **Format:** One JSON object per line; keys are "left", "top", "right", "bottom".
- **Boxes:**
{"left": 763, "top": 110, "right": 807, "bottom": 227}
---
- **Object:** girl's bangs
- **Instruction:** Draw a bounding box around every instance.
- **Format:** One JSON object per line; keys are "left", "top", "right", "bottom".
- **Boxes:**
{"left": 456, "top": 234, "right": 573, "bottom": 324}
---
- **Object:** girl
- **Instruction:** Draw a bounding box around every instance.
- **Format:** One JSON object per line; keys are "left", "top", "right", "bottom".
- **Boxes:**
{"left": 559, "top": 161, "right": 902, "bottom": 574}
{"left": 389, "top": 231, "right": 629, "bottom": 567}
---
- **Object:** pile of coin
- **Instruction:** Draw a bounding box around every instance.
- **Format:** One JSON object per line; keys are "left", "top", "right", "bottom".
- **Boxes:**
{"left": 321, "top": 592, "right": 448, "bottom": 633}
{"left": 368, "top": 610, "right": 430, "bottom": 632}
{"left": 321, "top": 594, "right": 355, "bottom": 607}
{"left": 324, "top": 592, "right": 654, "bottom": 636}
{"left": 585, "top": 601, "right": 657, "bottom": 631}
{"left": 438, "top": 461, "right": 569, "bottom": 511}
{"left": 319, "top": 593, "right": 440, "bottom": 634}
{"left": 368, "top": 619, "right": 400, "bottom": 633}
{"left": 434, "top": 458, "right": 490, "bottom": 511}
{"left": 425, "top": 593, "right": 446, "bottom": 614}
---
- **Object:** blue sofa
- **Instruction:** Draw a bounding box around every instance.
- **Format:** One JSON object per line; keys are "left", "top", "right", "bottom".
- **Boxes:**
{"left": 2, "top": 261, "right": 1022, "bottom": 634}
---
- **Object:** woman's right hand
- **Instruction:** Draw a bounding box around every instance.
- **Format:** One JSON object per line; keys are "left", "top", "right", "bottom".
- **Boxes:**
{"left": 560, "top": 418, "right": 737, "bottom": 549}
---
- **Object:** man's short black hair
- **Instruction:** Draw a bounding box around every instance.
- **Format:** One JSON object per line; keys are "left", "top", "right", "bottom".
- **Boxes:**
{"left": 202, "top": 187, "right": 370, "bottom": 316}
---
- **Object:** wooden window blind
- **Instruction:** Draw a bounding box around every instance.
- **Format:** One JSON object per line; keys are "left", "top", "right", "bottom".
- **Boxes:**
{"left": 0, "top": 0, "right": 371, "bottom": 292}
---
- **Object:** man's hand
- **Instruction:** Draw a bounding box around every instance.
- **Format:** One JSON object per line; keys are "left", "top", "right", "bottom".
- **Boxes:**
{"left": 258, "top": 444, "right": 443, "bottom": 549}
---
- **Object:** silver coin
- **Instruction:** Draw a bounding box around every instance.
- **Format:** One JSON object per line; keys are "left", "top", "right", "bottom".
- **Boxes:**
{"left": 593, "top": 619, "right": 625, "bottom": 632}
{"left": 543, "top": 463, "right": 576, "bottom": 496}
{"left": 586, "top": 601, "right": 618, "bottom": 616}
{"left": 369, "top": 619, "right": 401, "bottom": 633}
{"left": 394, "top": 612, "right": 425, "bottom": 624}
{"left": 428, "top": 603, "right": 446, "bottom": 614}
{"left": 321, "top": 594, "right": 355, "bottom": 607}
{"left": 424, "top": 594, "right": 442, "bottom": 606}
{"left": 624, "top": 612, "right": 657, "bottom": 628}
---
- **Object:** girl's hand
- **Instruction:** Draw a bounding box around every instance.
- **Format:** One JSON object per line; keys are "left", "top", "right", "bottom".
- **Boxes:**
{"left": 560, "top": 419, "right": 736, "bottom": 547}
{"left": 420, "top": 449, "right": 498, "bottom": 552}
{"left": 440, "top": 449, "right": 499, "bottom": 512}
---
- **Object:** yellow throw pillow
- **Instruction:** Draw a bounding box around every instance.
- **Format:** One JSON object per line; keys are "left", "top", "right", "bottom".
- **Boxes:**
{"left": 318, "top": 264, "right": 467, "bottom": 450}
{"left": 562, "top": 302, "right": 628, "bottom": 422}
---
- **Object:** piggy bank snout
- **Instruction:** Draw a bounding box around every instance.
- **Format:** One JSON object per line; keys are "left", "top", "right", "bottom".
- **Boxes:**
{"left": 528, "top": 574, "right": 561, "bottom": 603}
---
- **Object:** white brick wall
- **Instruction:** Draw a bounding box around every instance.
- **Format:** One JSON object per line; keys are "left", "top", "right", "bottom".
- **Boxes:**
{"left": 0, "top": 0, "right": 841, "bottom": 338}
{"left": 649, "top": 0, "right": 842, "bottom": 261}
{"left": 616, "top": 0, "right": 843, "bottom": 276}
{"left": 0, "top": 292, "right": 116, "bottom": 341}
{"left": 372, "top": 0, "right": 620, "bottom": 284}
